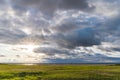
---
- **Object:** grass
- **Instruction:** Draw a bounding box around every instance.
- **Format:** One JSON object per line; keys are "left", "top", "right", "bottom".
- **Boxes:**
{"left": 0, "top": 64, "right": 119, "bottom": 80}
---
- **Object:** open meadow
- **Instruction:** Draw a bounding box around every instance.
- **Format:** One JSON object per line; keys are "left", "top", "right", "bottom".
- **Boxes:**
{"left": 0, "top": 64, "right": 119, "bottom": 80}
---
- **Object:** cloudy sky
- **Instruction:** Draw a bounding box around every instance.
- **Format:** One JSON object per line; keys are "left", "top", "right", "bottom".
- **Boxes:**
{"left": 0, "top": 0, "right": 120, "bottom": 63}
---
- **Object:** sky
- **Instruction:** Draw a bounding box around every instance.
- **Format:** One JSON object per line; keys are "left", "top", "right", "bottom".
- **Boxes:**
{"left": 0, "top": 0, "right": 120, "bottom": 63}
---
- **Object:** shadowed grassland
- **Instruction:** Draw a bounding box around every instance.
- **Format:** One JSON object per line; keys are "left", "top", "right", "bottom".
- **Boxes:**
{"left": 0, "top": 64, "right": 119, "bottom": 80}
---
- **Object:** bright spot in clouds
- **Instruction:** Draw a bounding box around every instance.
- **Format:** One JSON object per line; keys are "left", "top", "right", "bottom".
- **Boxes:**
{"left": 13, "top": 43, "right": 39, "bottom": 53}
{"left": 25, "top": 44, "right": 39, "bottom": 52}
{"left": 21, "top": 28, "right": 32, "bottom": 35}
{"left": 20, "top": 44, "right": 39, "bottom": 52}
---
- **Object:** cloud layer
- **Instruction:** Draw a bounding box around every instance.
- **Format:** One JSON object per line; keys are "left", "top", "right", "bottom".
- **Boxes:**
{"left": 0, "top": 0, "right": 120, "bottom": 63}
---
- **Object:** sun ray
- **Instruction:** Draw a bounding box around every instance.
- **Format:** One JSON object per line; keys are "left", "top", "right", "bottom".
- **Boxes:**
{"left": 14, "top": 44, "right": 39, "bottom": 53}
{"left": 25, "top": 44, "right": 39, "bottom": 52}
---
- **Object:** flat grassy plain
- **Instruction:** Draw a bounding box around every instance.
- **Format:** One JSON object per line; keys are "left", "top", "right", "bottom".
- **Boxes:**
{"left": 0, "top": 64, "right": 119, "bottom": 80}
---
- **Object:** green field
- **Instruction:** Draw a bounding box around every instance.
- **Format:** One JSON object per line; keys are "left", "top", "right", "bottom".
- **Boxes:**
{"left": 0, "top": 64, "right": 119, "bottom": 80}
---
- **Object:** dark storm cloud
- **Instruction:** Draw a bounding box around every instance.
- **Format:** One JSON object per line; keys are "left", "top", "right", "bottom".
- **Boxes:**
{"left": 34, "top": 47, "right": 70, "bottom": 55}
{"left": 51, "top": 28, "right": 100, "bottom": 49}
{"left": 11, "top": 0, "right": 94, "bottom": 16}
{"left": 52, "top": 21, "right": 79, "bottom": 33}
{"left": 47, "top": 57, "right": 120, "bottom": 63}
{"left": 95, "top": 14, "right": 120, "bottom": 45}
{"left": 0, "top": 28, "right": 27, "bottom": 44}
{"left": 112, "top": 48, "right": 120, "bottom": 52}
{"left": 46, "top": 59, "right": 84, "bottom": 63}
{"left": 0, "top": 0, "right": 6, "bottom": 5}
{"left": 59, "top": 0, "right": 95, "bottom": 11}
{"left": 12, "top": 0, "right": 57, "bottom": 16}
{"left": 91, "top": 0, "right": 120, "bottom": 45}
{"left": 45, "top": 53, "right": 120, "bottom": 63}
{"left": 108, "top": 16, "right": 120, "bottom": 36}
{"left": 100, "top": 15, "right": 120, "bottom": 34}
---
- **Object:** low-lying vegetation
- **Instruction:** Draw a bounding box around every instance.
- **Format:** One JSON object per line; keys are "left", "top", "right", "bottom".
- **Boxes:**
{"left": 0, "top": 64, "right": 119, "bottom": 80}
